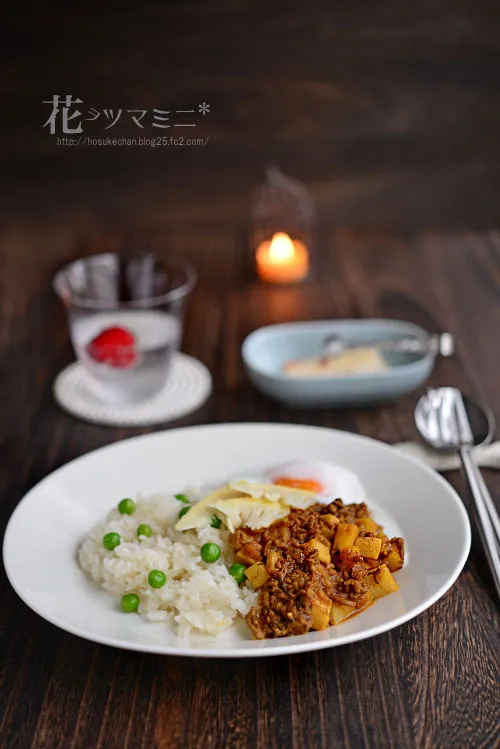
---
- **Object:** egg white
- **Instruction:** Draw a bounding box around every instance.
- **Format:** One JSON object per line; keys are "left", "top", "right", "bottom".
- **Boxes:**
{"left": 264, "top": 460, "right": 366, "bottom": 505}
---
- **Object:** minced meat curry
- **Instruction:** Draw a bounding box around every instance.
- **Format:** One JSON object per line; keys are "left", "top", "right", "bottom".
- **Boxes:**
{"left": 229, "top": 499, "right": 404, "bottom": 640}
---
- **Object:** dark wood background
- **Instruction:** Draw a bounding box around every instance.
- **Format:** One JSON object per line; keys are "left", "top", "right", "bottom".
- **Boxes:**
{"left": 2, "top": 1, "right": 500, "bottom": 235}
{"left": 1, "top": 3, "right": 500, "bottom": 748}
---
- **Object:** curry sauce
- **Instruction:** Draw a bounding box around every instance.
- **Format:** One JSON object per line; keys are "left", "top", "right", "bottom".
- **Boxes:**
{"left": 229, "top": 499, "right": 404, "bottom": 639}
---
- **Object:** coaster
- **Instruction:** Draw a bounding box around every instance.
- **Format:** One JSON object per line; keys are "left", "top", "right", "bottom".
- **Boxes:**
{"left": 53, "top": 353, "right": 212, "bottom": 427}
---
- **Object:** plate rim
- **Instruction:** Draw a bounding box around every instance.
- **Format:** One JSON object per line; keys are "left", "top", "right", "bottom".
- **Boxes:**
{"left": 3, "top": 422, "right": 471, "bottom": 658}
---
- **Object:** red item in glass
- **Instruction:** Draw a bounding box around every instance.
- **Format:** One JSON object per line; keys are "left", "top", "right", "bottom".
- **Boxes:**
{"left": 87, "top": 326, "right": 138, "bottom": 368}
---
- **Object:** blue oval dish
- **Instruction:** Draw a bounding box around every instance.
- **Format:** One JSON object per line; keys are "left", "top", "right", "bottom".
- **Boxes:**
{"left": 242, "top": 319, "right": 435, "bottom": 407}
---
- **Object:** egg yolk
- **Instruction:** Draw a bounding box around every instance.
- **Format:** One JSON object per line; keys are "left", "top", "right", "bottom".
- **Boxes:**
{"left": 273, "top": 477, "right": 324, "bottom": 493}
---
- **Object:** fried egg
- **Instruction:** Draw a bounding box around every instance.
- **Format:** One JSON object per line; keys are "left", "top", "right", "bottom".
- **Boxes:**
{"left": 265, "top": 460, "right": 366, "bottom": 505}
{"left": 229, "top": 480, "right": 317, "bottom": 509}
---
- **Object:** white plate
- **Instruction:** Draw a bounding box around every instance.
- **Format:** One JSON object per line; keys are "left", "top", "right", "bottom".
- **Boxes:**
{"left": 3, "top": 424, "right": 470, "bottom": 658}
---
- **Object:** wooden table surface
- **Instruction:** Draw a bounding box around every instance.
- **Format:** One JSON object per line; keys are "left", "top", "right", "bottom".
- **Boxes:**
{"left": 1, "top": 229, "right": 500, "bottom": 749}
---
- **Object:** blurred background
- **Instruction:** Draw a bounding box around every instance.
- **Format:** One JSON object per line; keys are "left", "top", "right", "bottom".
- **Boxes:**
{"left": 1, "top": 1, "right": 499, "bottom": 287}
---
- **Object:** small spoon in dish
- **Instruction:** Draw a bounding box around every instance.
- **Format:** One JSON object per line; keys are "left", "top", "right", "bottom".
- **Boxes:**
{"left": 323, "top": 332, "right": 454, "bottom": 359}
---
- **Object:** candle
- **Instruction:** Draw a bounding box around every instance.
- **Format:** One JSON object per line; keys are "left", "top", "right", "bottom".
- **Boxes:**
{"left": 256, "top": 232, "right": 310, "bottom": 284}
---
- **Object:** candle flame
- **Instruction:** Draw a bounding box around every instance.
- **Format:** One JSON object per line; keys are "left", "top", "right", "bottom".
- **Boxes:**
{"left": 268, "top": 232, "right": 295, "bottom": 262}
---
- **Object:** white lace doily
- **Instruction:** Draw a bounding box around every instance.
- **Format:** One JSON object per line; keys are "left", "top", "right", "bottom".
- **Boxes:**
{"left": 53, "top": 353, "right": 212, "bottom": 426}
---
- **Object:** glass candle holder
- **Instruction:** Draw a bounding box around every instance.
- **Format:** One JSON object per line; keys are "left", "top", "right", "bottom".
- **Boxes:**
{"left": 53, "top": 253, "right": 197, "bottom": 404}
{"left": 249, "top": 166, "right": 316, "bottom": 284}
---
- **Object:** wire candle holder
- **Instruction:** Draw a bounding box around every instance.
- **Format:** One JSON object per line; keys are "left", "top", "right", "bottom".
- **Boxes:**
{"left": 249, "top": 166, "right": 316, "bottom": 284}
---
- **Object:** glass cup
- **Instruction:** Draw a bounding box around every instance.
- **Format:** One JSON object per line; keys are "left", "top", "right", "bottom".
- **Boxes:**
{"left": 53, "top": 253, "right": 197, "bottom": 404}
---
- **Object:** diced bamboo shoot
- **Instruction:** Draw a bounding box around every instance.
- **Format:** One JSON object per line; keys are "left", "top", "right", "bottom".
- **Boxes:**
{"left": 244, "top": 562, "right": 269, "bottom": 589}
{"left": 266, "top": 549, "right": 280, "bottom": 575}
{"left": 234, "top": 542, "right": 261, "bottom": 566}
{"left": 322, "top": 514, "right": 339, "bottom": 528}
{"left": 364, "top": 564, "right": 399, "bottom": 599}
{"left": 333, "top": 523, "right": 359, "bottom": 550}
{"left": 355, "top": 517, "right": 379, "bottom": 533}
{"left": 310, "top": 602, "right": 330, "bottom": 630}
{"left": 355, "top": 536, "right": 382, "bottom": 560}
{"left": 310, "top": 590, "right": 332, "bottom": 630}
{"left": 339, "top": 546, "right": 362, "bottom": 559}
{"left": 386, "top": 549, "right": 404, "bottom": 572}
{"left": 304, "top": 538, "right": 331, "bottom": 564}
{"left": 330, "top": 603, "right": 356, "bottom": 625}
{"left": 235, "top": 549, "right": 253, "bottom": 565}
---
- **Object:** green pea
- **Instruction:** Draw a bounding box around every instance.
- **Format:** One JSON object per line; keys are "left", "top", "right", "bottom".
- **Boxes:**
{"left": 200, "top": 542, "right": 221, "bottom": 563}
{"left": 229, "top": 563, "right": 247, "bottom": 585}
{"left": 137, "top": 523, "right": 152, "bottom": 538}
{"left": 175, "top": 493, "right": 190, "bottom": 504}
{"left": 210, "top": 515, "right": 222, "bottom": 529}
{"left": 121, "top": 593, "right": 140, "bottom": 613}
{"left": 148, "top": 570, "right": 167, "bottom": 589}
{"left": 103, "top": 532, "right": 121, "bottom": 550}
{"left": 118, "top": 498, "right": 136, "bottom": 515}
{"left": 178, "top": 506, "right": 191, "bottom": 519}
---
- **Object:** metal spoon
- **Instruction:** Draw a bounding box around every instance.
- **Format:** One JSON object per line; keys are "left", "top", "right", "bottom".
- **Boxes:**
{"left": 323, "top": 332, "right": 454, "bottom": 359}
{"left": 415, "top": 387, "right": 500, "bottom": 599}
{"left": 415, "top": 388, "right": 500, "bottom": 539}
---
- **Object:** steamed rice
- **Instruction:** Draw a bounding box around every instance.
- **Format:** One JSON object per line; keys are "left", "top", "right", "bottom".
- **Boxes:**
{"left": 78, "top": 492, "right": 257, "bottom": 637}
